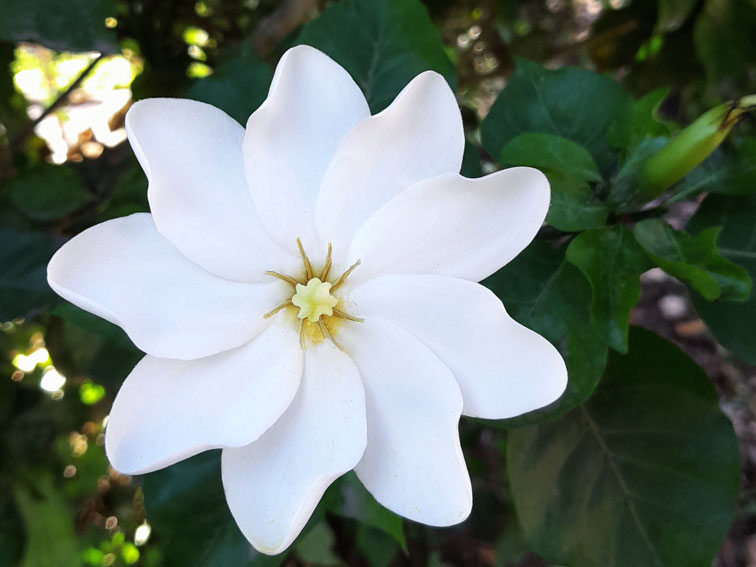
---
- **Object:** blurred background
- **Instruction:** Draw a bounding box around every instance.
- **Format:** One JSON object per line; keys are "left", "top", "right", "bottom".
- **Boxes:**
{"left": 1, "top": 0, "right": 755, "bottom": 566}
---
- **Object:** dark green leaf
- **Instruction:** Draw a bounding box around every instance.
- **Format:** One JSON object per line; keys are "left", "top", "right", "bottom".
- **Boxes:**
{"left": 355, "top": 526, "right": 399, "bottom": 567}
{"left": 8, "top": 164, "right": 90, "bottom": 222}
{"left": 566, "top": 225, "right": 651, "bottom": 353}
{"left": 608, "top": 88, "right": 671, "bottom": 152}
{"left": 327, "top": 472, "right": 406, "bottom": 552}
{"left": 484, "top": 240, "right": 609, "bottom": 424}
{"left": 674, "top": 138, "right": 756, "bottom": 200}
{"left": 142, "top": 452, "right": 253, "bottom": 567}
{"left": 297, "top": 0, "right": 456, "bottom": 112}
{"left": 694, "top": 0, "right": 756, "bottom": 82}
{"left": 0, "top": 492, "right": 24, "bottom": 567}
{"left": 688, "top": 193, "right": 756, "bottom": 364}
{"left": 0, "top": 0, "right": 116, "bottom": 53}
{"left": 608, "top": 137, "right": 669, "bottom": 211}
{"left": 15, "top": 473, "right": 79, "bottom": 567}
{"left": 185, "top": 50, "right": 273, "bottom": 125}
{"left": 508, "top": 327, "right": 740, "bottom": 567}
{"left": 657, "top": 0, "right": 698, "bottom": 31}
{"left": 633, "top": 218, "right": 751, "bottom": 301}
{"left": 0, "top": 229, "right": 57, "bottom": 321}
{"left": 500, "top": 132, "right": 602, "bottom": 183}
{"left": 544, "top": 171, "right": 608, "bottom": 232}
{"left": 480, "top": 59, "right": 632, "bottom": 172}
{"left": 294, "top": 522, "right": 342, "bottom": 566}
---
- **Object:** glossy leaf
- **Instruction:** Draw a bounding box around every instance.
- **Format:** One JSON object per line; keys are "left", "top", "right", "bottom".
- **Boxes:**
{"left": 327, "top": 472, "right": 406, "bottom": 552}
{"left": 633, "top": 218, "right": 751, "bottom": 301}
{"left": 566, "top": 225, "right": 651, "bottom": 353}
{"left": 297, "top": 0, "right": 455, "bottom": 112}
{"left": 0, "top": 0, "right": 116, "bottom": 53}
{"left": 543, "top": 171, "right": 608, "bottom": 232}
{"left": 508, "top": 327, "right": 740, "bottom": 567}
{"left": 142, "top": 452, "right": 253, "bottom": 567}
{"left": 480, "top": 59, "right": 632, "bottom": 172}
{"left": 500, "top": 132, "right": 602, "bottom": 183}
{"left": 185, "top": 51, "right": 273, "bottom": 125}
{"left": 0, "top": 229, "right": 57, "bottom": 321}
{"left": 674, "top": 138, "right": 756, "bottom": 200}
{"left": 608, "top": 88, "right": 671, "bottom": 153}
{"left": 688, "top": 193, "right": 756, "bottom": 364}
{"left": 484, "top": 240, "right": 609, "bottom": 424}
{"left": 694, "top": 0, "right": 756, "bottom": 82}
{"left": 8, "top": 164, "right": 90, "bottom": 222}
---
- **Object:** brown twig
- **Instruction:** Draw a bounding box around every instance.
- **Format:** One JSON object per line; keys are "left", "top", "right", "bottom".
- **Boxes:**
{"left": 10, "top": 53, "right": 106, "bottom": 152}
{"left": 250, "top": 0, "right": 320, "bottom": 58}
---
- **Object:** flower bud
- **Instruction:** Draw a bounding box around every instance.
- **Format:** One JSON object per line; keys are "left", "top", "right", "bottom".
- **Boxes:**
{"left": 608, "top": 95, "right": 756, "bottom": 211}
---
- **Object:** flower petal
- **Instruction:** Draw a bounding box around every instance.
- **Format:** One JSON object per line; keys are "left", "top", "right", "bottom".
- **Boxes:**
{"left": 126, "top": 98, "right": 296, "bottom": 282}
{"left": 47, "top": 213, "right": 284, "bottom": 360}
{"left": 221, "top": 340, "right": 366, "bottom": 555}
{"left": 105, "top": 316, "right": 302, "bottom": 475}
{"left": 316, "top": 71, "right": 464, "bottom": 254}
{"left": 244, "top": 45, "right": 370, "bottom": 252}
{"left": 349, "top": 274, "right": 568, "bottom": 419}
{"left": 348, "top": 168, "right": 550, "bottom": 284}
{"left": 339, "top": 317, "right": 472, "bottom": 526}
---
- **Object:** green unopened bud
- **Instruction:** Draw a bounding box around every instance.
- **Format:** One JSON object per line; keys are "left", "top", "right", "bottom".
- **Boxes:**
{"left": 643, "top": 95, "right": 756, "bottom": 194}
{"left": 608, "top": 95, "right": 756, "bottom": 212}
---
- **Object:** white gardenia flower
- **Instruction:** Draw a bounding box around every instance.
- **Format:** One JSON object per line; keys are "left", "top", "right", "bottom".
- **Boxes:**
{"left": 47, "top": 45, "right": 567, "bottom": 554}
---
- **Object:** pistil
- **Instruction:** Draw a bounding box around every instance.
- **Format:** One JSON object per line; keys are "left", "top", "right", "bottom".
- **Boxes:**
{"left": 263, "top": 238, "right": 364, "bottom": 349}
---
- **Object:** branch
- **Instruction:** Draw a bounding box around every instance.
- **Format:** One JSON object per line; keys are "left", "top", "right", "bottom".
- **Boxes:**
{"left": 250, "top": 0, "right": 319, "bottom": 58}
{"left": 10, "top": 53, "right": 106, "bottom": 152}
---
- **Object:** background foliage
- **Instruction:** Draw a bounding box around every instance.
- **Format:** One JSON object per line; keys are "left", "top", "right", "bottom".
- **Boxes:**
{"left": 1, "top": 0, "right": 755, "bottom": 566}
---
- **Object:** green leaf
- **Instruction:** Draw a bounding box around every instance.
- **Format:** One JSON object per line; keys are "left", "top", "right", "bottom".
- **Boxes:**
{"left": 674, "top": 138, "right": 756, "bottom": 200}
{"left": 0, "top": 0, "right": 117, "bottom": 53}
{"left": 0, "top": 491, "right": 25, "bottom": 567}
{"left": 608, "top": 88, "right": 671, "bottom": 152}
{"left": 694, "top": 0, "right": 756, "bottom": 82}
{"left": 327, "top": 472, "right": 406, "bottom": 552}
{"left": 142, "top": 452, "right": 253, "bottom": 567}
{"left": 480, "top": 59, "right": 632, "bottom": 172}
{"left": 508, "top": 327, "right": 740, "bottom": 567}
{"left": 15, "top": 473, "right": 79, "bottom": 567}
{"left": 566, "top": 225, "right": 651, "bottom": 353}
{"left": 688, "top": 193, "right": 756, "bottom": 364}
{"left": 0, "top": 228, "right": 57, "bottom": 321}
{"left": 297, "top": 0, "right": 456, "bottom": 112}
{"left": 499, "top": 133, "right": 602, "bottom": 183}
{"left": 8, "top": 164, "right": 90, "bottom": 222}
{"left": 607, "top": 136, "right": 669, "bottom": 211}
{"left": 185, "top": 50, "right": 273, "bottom": 125}
{"left": 484, "top": 240, "right": 609, "bottom": 424}
{"left": 294, "top": 522, "right": 342, "bottom": 566}
{"left": 633, "top": 218, "right": 751, "bottom": 301}
{"left": 657, "top": 0, "right": 698, "bottom": 31}
{"left": 544, "top": 171, "right": 608, "bottom": 232}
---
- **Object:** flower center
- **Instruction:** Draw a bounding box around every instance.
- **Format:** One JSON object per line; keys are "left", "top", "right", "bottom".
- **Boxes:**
{"left": 291, "top": 278, "right": 337, "bottom": 322}
{"left": 263, "top": 238, "right": 363, "bottom": 349}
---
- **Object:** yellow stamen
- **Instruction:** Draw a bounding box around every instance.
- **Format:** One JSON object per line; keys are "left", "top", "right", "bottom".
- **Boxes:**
{"left": 332, "top": 307, "right": 364, "bottom": 323}
{"left": 263, "top": 299, "right": 292, "bottom": 319}
{"left": 296, "top": 238, "right": 313, "bottom": 280}
{"left": 320, "top": 242, "right": 333, "bottom": 281}
{"left": 330, "top": 260, "right": 361, "bottom": 292}
{"left": 264, "top": 271, "right": 300, "bottom": 287}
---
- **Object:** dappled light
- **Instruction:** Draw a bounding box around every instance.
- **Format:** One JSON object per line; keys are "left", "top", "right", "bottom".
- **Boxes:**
{"left": 1, "top": 0, "right": 755, "bottom": 566}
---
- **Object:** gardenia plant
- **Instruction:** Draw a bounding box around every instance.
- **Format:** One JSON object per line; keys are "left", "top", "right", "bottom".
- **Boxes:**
{"left": 47, "top": 45, "right": 567, "bottom": 555}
